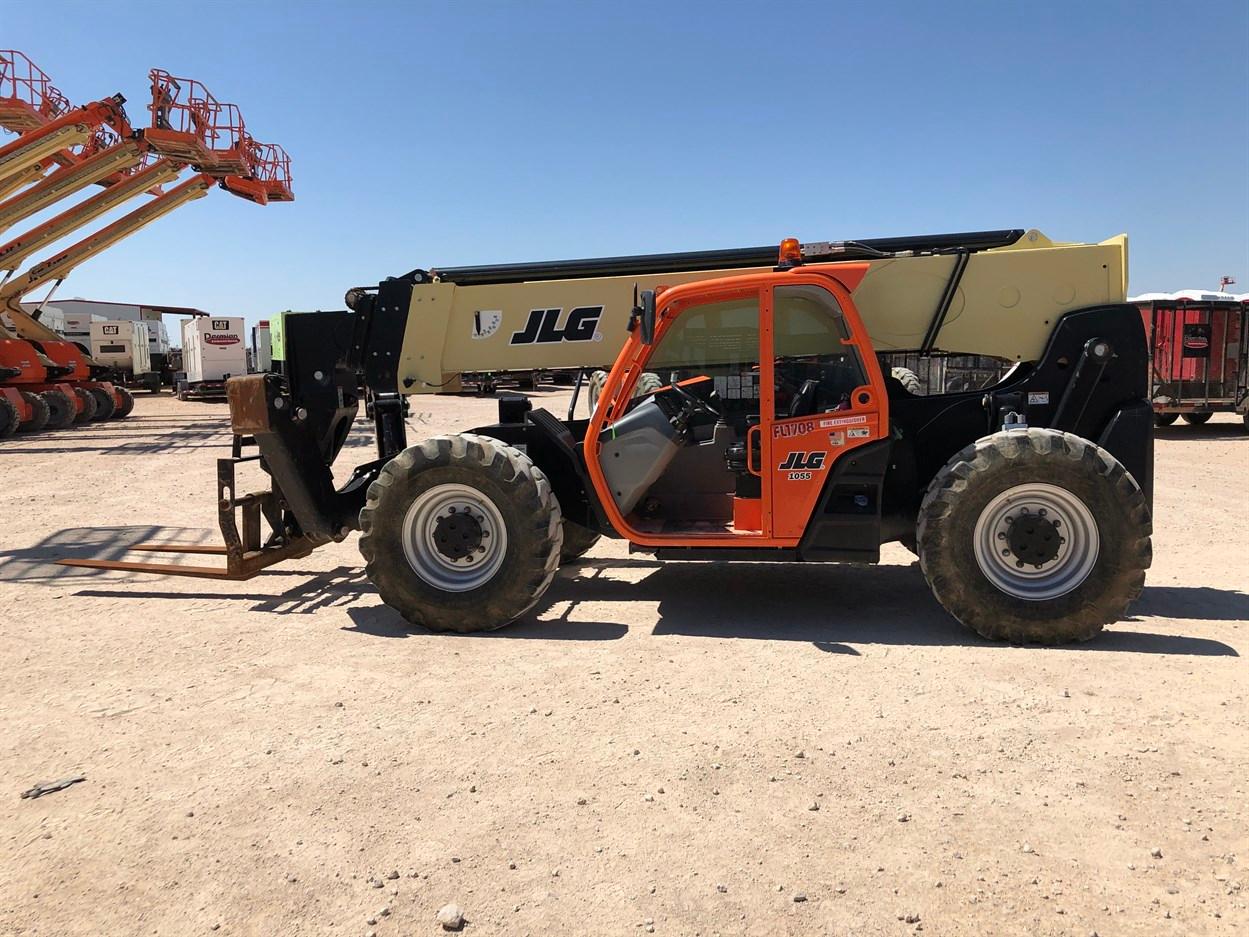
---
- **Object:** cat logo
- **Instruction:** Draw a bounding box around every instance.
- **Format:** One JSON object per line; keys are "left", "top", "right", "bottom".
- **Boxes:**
{"left": 212, "top": 319, "right": 231, "bottom": 330}
{"left": 510, "top": 306, "right": 603, "bottom": 345}
{"left": 103, "top": 325, "right": 119, "bottom": 335}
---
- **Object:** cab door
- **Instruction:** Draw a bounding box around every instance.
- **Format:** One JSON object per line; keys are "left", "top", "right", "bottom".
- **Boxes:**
{"left": 763, "top": 278, "right": 889, "bottom": 541}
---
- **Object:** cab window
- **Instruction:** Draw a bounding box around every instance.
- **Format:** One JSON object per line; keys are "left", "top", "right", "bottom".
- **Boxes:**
{"left": 773, "top": 284, "right": 867, "bottom": 418}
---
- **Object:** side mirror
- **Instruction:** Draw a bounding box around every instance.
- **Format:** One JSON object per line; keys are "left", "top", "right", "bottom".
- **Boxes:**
{"left": 640, "top": 289, "right": 656, "bottom": 345}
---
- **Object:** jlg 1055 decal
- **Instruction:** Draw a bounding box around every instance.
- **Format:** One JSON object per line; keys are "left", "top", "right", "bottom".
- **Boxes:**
{"left": 779, "top": 450, "right": 826, "bottom": 481}
{"left": 510, "top": 306, "right": 603, "bottom": 345}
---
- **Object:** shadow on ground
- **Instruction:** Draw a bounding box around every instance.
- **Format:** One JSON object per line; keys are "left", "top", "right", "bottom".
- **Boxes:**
{"left": 6, "top": 526, "right": 1234, "bottom": 654}
{"left": 1153, "top": 422, "right": 1248, "bottom": 441}
{"left": 0, "top": 423, "right": 231, "bottom": 456}
{"left": 0, "top": 525, "right": 217, "bottom": 582}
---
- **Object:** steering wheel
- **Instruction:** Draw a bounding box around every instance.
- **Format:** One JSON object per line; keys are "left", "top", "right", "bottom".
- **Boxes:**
{"left": 669, "top": 380, "right": 723, "bottom": 421}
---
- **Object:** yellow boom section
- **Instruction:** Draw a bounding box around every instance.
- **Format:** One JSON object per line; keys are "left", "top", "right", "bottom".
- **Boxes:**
{"left": 396, "top": 230, "right": 1128, "bottom": 393}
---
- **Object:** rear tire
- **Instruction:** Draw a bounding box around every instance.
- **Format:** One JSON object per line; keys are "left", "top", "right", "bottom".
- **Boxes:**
{"left": 0, "top": 395, "right": 19, "bottom": 437}
{"left": 1181, "top": 412, "right": 1211, "bottom": 425}
{"left": 1154, "top": 412, "right": 1178, "bottom": 426}
{"left": 73, "top": 387, "right": 98, "bottom": 423}
{"left": 89, "top": 387, "right": 116, "bottom": 421}
{"left": 18, "top": 391, "right": 48, "bottom": 432}
{"left": 42, "top": 389, "right": 76, "bottom": 429}
{"left": 917, "top": 429, "right": 1151, "bottom": 644}
{"left": 114, "top": 386, "right": 135, "bottom": 418}
{"left": 359, "top": 433, "right": 562, "bottom": 633}
{"left": 560, "top": 519, "right": 601, "bottom": 563}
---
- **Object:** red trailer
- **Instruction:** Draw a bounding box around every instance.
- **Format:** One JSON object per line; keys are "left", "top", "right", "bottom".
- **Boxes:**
{"left": 1133, "top": 291, "right": 1248, "bottom": 432}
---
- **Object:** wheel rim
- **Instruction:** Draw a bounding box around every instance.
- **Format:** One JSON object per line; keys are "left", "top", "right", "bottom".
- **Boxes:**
{"left": 401, "top": 483, "right": 508, "bottom": 592}
{"left": 972, "top": 483, "right": 1100, "bottom": 601}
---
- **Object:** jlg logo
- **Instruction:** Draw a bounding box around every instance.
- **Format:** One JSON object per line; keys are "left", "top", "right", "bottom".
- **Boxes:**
{"left": 510, "top": 307, "right": 603, "bottom": 345}
{"left": 778, "top": 451, "right": 826, "bottom": 472}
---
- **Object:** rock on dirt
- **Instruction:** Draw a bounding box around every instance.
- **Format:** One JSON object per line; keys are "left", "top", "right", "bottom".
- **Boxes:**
{"left": 436, "top": 902, "right": 465, "bottom": 931}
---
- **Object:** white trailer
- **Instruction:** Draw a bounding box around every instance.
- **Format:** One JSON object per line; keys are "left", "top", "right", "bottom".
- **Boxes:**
{"left": 61, "top": 311, "right": 104, "bottom": 346}
{"left": 91, "top": 320, "right": 160, "bottom": 391}
{"left": 177, "top": 317, "right": 247, "bottom": 400}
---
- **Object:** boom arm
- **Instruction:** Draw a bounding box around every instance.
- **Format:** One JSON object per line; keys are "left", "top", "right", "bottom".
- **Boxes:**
{"left": 0, "top": 173, "right": 212, "bottom": 341}
{"left": 0, "top": 158, "right": 183, "bottom": 273}
{"left": 339, "top": 230, "right": 1129, "bottom": 394}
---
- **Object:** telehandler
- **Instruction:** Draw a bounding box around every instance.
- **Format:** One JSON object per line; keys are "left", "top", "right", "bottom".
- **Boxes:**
{"left": 66, "top": 228, "right": 1154, "bottom": 644}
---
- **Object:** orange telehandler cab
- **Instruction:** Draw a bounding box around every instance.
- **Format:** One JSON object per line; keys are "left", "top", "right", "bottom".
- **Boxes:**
{"left": 65, "top": 230, "right": 1156, "bottom": 644}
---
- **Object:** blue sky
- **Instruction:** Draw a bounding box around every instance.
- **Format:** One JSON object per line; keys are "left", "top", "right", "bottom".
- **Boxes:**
{"left": 5, "top": 0, "right": 1248, "bottom": 331}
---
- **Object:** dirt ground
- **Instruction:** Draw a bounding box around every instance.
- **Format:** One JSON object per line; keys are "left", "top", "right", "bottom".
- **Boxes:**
{"left": 1, "top": 389, "right": 1246, "bottom": 937}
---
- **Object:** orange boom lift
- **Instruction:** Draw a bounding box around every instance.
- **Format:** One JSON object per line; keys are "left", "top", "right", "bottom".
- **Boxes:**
{"left": 0, "top": 52, "right": 292, "bottom": 436}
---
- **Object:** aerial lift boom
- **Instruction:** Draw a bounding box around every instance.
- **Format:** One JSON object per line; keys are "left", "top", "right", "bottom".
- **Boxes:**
{"left": 0, "top": 173, "right": 213, "bottom": 339}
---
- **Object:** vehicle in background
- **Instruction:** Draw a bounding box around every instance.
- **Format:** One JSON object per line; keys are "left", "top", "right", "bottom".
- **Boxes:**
{"left": 176, "top": 316, "right": 246, "bottom": 400}
{"left": 60, "top": 311, "right": 103, "bottom": 351}
{"left": 90, "top": 320, "right": 160, "bottom": 392}
{"left": 252, "top": 320, "right": 271, "bottom": 372}
{"left": 23, "top": 299, "right": 200, "bottom": 385}
{"left": 141, "top": 319, "right": 173, "bottom": 385}
{"left": 1131, "top": 289, "right": 1248, "bottom": 433}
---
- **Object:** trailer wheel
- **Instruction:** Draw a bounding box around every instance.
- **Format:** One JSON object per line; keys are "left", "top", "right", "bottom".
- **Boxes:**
{"left": 72, "top": 387, "right": 98, "bottom": 423}
{"left": 0, "top": 395, "right": 19, "bottom": 437}
{"left": 560, "top": 519, "right": 601, "bottom": 563}
{"left": 114, "top": 387, "right": 136, "bottom": 418}
{"left": 1181, "top": 412, "right": 1211, "bottom": 426}
{"left": 1154, "top": 412, "right": 1178, "bottom": 427}
{"left": 42, "top": 389, "right": 76, "bottom": 429}
{"left": 917, "top": 429, "right": 1151, "bottom": 644}
{"left": 359, "top": 433, "right": 562, "bottom": 633}
{"left": 890, "top": 366, "right": 922, "bottom": 395}
{"left": 89, "top": 387, "right": 116, "bottom": 421}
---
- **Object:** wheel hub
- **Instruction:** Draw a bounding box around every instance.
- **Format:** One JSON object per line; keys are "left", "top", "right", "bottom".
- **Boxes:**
{"left": 1005, "top": 510, "right": 1062, "bottom": 568}
{"left": 972, "top": 483, "right": 1099, "bottom": 601}
{"left": 401, "top": 483, "right": 508, "bottom": 592}
{"left": 433, "top": 510, "right": 484, "bottom": 560}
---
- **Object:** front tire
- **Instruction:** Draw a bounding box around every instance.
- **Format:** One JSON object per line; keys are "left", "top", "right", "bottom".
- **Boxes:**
{"left": 359, "top": 433, "right": 562, "bottom": 633}
{"left": 917, "top": 429, "right": 1151, "bottom": 644}
{"left": 89, "top": 387, "right": 116, "bottom": 421}
{"left": 73, "top": 387, "right": 98, "bottom": 423}
{"left": 1154, "top": 412, "right": 1178, "bottom": 426}
{"left": 0, "top": 395, "right": 19, "bottom": 437}
{"left": 114, "top": 386, "right": 136, "bottom": 418}
{"left": 1182, "top": 412, "right": 1211, "bottom": 426}
{"left": 18, "top": 392, "right": 48, "bottom": 432}
{"left": 42, "top": 389, "right": 76, "bottom": 429}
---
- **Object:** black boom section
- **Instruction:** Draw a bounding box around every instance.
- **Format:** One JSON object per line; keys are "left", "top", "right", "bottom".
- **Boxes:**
{"left": 413, "top": 230, "right": 1025, "bottom": 286}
